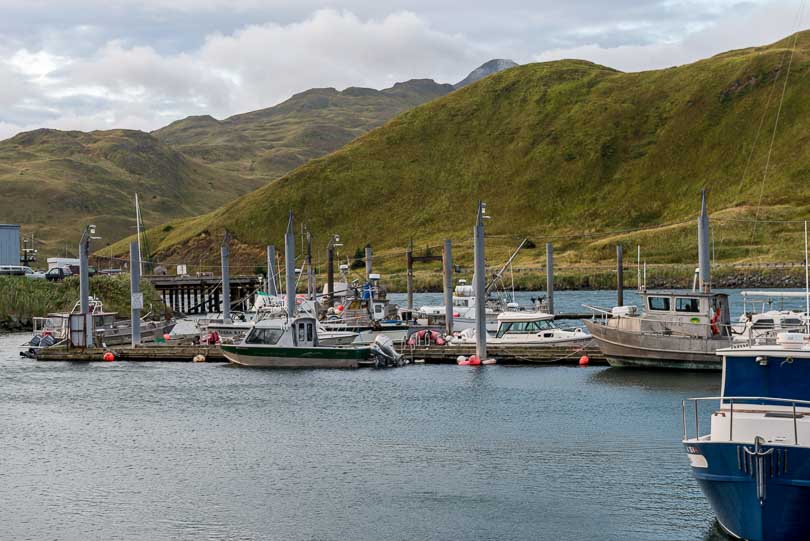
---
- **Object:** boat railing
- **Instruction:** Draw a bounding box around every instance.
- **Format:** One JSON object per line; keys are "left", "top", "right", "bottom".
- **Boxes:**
{"left": 682, "top": 396, "right": 810, "bottom": 445}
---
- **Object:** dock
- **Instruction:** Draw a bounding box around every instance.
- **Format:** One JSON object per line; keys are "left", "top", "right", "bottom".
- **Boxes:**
{"left": 35, "top": 345, "right": 227, "bottom": 363}
{"left": 398, "top": 343, "right": 606, "bottom": 365}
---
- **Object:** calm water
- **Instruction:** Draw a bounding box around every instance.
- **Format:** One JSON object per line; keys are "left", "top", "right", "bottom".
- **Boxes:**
{"left": 2, "top": 289, "right": 805, "bottom": 540}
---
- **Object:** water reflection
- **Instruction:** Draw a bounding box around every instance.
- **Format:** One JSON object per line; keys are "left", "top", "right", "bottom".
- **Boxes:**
{"left": 589, "top": 367, "right": 720, "bottom": 394}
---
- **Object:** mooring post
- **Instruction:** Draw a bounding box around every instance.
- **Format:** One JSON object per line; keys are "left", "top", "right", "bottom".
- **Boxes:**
{"left": 406, "top": 239, "right": 414, "bottom": 310}
{"left": 285, "top": 212, "right": 296, "bottom": 319}
{"left": 546, "top": 242, "right": 554, "bottom": 315}
{"left": 79, "top": 225, "right": 94, "bottom": 347}
{"left": 617, "top": 244, "right": 624, "bottom": 307}
{"left": 365, "top": 245, "right": 373, "bottom": 279}
{"left": 266, "top": 245, "right": 278, "bottom": 296}
{"left": 443, "top": 239, "right": 454, "bottom": 335}
{"left": 130, "top": 241, "right": 141, "bottom": 346}
{"left": 698, "top": 189, "right": 711, "bottom": 293}
{"left": 474, "top": 202, "right": 487, "bottom": 360}
{"left": 221, "top": 234, "right": 231, "bottom": 321}
{"left": 327, "top": 241, "right": 335, "bottom": 307}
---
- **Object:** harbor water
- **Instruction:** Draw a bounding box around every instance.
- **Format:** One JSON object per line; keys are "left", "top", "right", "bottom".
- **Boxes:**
{"left": 2, "top": 289, "right": 806, "bottom": 540}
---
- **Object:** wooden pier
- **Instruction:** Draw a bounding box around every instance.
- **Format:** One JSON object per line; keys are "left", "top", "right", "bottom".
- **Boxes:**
{"left": 398, "top": 343, "right": 606, "bottom": 365}
{"left": 35, "top": 345, "right": 227, "bottom": 363}
{"left": 147, "top": 275, "right": 261, "bottom": 315}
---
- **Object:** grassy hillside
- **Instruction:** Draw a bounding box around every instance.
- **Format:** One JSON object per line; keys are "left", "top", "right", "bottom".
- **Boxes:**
{"left": 0, "top": 129, "right": 267, "bottom": 255}
{"left": 152, "top": 79, "right": 454, "bottom": 181}
{"left": 116, "top": 32, "right": 810, "bottom": 275}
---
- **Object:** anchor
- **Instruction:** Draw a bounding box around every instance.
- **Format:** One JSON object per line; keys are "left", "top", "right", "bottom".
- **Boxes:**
{"left": 741, "top": 436, "right": 776, "bottom": 506}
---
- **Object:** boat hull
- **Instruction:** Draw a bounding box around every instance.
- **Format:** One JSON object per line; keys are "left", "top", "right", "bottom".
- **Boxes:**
{"left": 685, "top": 441, "right": 810, "bottom": 541}
{"left": 97, "top": 321, "right": 177, "bottom": 346}
{"left": 584, "top": 320, "right": 724, "bottom": 370}
{"left": 221, "top": 344, "right": 370, "bottom": 368}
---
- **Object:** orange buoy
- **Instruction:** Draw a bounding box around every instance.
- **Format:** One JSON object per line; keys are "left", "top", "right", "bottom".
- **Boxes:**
{"left": 578, "top": 355, "right": 590, "bottom": 366}
{"left": 163, "top": 333, "right": 172, "bottom": 341}
{"left": 102, "top": 351, "right": 115, "bottom": 362}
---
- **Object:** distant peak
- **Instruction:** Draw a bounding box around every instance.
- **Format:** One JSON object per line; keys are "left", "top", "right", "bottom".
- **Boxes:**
{"left": 454, "top": 59, "right": 519, "bottom": 88}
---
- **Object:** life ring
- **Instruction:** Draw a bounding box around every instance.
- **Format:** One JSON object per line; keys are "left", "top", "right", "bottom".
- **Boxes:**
{"left": 710, "top": 308, "right": 721, "bottom": 335}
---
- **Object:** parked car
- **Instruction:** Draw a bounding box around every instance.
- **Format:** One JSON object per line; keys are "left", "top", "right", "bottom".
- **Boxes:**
{"left": 24, "top": 267, "right": 46, "bottom": 279}
{"left": 45, "top": 267, "right": 72, "bottom": 281}
{"left": 0, "top": 265, "right": 44, "bottom": 278}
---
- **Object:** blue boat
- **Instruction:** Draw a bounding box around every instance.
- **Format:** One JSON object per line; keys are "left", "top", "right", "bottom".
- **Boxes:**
{"left": 683, "top": 334, "right": 810, "bottom": 540}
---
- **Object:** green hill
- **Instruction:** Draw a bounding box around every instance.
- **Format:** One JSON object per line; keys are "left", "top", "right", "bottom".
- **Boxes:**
{"left": 152, "top": 79, "right": 454, "bottom": 181}
{"left": 0, "top": 129, "right": 266, "bottom": 254}
{"left": 125, "top": 31, "right": 810, "bottom": 273}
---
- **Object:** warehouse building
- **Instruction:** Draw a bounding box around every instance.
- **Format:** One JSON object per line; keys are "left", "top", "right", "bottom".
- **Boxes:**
{"left": 0, "top": 224, "right": 21, "bottom": 266}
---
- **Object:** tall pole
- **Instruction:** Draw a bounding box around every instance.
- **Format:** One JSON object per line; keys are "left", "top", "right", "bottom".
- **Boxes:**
{"left": 306, "top": 227, "right": 315, "bottom": 300}
{"left": 79, "top": 228, "right": 93, "bottom": 347}
{"left": 406, "top": 239, "right": 414, "bottom": 309}
{"left": 474, "top": 202, "right": 487, "bottom": 360}
{"left": 637, "top": 245, "right": 642, "bottom": 292}
{"left": 285, "top": 211, "right": 296, "bottom": 319}
{"left": 130, "top": 241, "right": 141, "bottom": 346}
{"left": 805, "top": 221, "right": 809, "bottom": 332}
{"left": 443, "top": 239, "right": 454, "bottom": 335}
{"left": 266, "top": 245, "right": 278, "bottom": 296}
{"left": 135, "top": 193, "right": 144, "bottom": 277}
{"left": 221, "top": 234, "right": 230, "bottom": 321}
{"left": 616, "top": 244, "right": 624, "bottom": 307}
{"left": 365, "top": 245, "right": 373, "bottom": 279}
{"left": 327, "top": 242, "right": 335, "bottom": 307}
{"left": 698, "top": 189, "right": 711, "bottom": 293}
{"left": 546, "top": 242, "right": 554, "bottom": 314}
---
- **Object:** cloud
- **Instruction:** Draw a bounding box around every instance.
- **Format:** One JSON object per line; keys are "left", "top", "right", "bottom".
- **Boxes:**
{"left": 0, "top": 1, "right": 805, "bottom": 140}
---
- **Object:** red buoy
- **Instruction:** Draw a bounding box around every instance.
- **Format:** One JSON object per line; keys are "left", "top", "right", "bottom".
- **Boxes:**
{"left": 163, "top": 333, "right": 172, "bottom": 341}
{"left": 102, "top": 351, "right": 115, "bottom": 362}
{"left": 578, "top": 355, "right": 590, "bottom": 366}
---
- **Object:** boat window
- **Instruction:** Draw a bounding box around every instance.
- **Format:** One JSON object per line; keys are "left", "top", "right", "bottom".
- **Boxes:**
{"left": 675, "top": 298, "right": 700, "bottom": 313}
{"left": 752, "top": 319, "right": 775, "bottom": 330}
{"left": 245, "top": 328, "right": 284, "bottom": 345}
{"left": 537, "top": 320, "right": 555, "bottom": 330}
{"left": 648, "top": 297, "right": 670, "bottom": 311}
{"left": 298, "top": 324, "right": 306, "bottom": 343}
{"left": 496, "top": 323, "right": 512, "bottom": 338}
{"left": 306, "top": 323, "right": 313, "bottom": 342}
{"left": 375, "top": 304, "right": 383, "bottom": 313}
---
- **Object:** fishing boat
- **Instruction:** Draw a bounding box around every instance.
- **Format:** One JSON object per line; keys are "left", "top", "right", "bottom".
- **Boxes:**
{"left": 221, "top": 316, "right": 374, "bottom": 368}
{"left": 584, "top": 191, "right": 735, "bottom": 370}
{"left": 451, "top": 311, "right": 591, "bottom": 346}
{"left": 419, "top": 279, "right": 500, "bottom": 333}
{"left": 28, "top": 297, "right": 175, "bottom": 348}
{"left": 683, "top": 333, "right": 810, "bottom": 540}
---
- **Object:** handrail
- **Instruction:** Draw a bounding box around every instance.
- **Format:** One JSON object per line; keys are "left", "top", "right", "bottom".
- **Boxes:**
{"left": 683, "top": 395, "right": 810, "bottom": 445}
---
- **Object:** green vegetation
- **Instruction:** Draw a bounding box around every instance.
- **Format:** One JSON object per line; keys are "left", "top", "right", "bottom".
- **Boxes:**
{"left": 0, "top": 275, "right": 164, "bottom": 331}
{"left": 122, "top": 31, "right": 810, "bottom": 273}
{"left": 0, "top": 129, "right": 266, "bottom": 255}
{"left": 152, "top": 80, "right": 454, "bottom": 180}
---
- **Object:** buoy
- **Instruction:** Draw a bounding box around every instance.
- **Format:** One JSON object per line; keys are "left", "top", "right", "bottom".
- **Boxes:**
{"left": 337, "top": 304, "right": 344, "bottom": 312}
{"left": 102, "top": 351, "right": 115, "bottom": 362}
{"left": 467, "top": 355, "right": 481, "bottom": 366}
{"left": 193, "top": 354, "right": 206, "bottom": 363}
{"left": 579, "top": 355, "right": 590, "bottom": 366}
{"left": 163, "top": 333, "right": 172, "bottom": 341}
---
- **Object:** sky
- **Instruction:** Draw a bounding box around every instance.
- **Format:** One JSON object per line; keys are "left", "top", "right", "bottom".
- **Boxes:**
{"left": 0, "top": 0, "right": 805, "bottom": 139}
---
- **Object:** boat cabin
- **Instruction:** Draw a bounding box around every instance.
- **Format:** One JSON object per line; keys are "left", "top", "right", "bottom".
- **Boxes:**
{"left": 495, "top": 312, "right": 558, "bottom": 339}
{"left": 610, "top": 291, "right": 731, "bottom": 338}
{"left": 243, "top": 316, "right": 319, "bottom": 347}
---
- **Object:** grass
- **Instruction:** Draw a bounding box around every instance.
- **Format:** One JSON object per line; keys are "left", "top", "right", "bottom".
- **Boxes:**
{"left": 111, "top": 31, "right": 810, "bottom": 275}
{"left": 0, "top": 275, "right": 164, "bottom": 330}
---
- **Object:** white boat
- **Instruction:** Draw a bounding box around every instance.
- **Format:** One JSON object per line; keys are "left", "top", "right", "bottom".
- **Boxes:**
{"left": 419, "top": 280, "right": 500, "bottom": 333}
{"left": 450, "top": 311, "right": 590, "bottom": 346}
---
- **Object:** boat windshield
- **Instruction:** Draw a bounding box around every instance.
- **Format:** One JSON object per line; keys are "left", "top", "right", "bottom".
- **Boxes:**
{"left": 723, "top": 354, "right": 810, "bottom": 405}
{"left": 245, "top": 327, "right": 284, "bottom": 345}
{"left": 496, "top": 319, "right": 555, "bottom": 338}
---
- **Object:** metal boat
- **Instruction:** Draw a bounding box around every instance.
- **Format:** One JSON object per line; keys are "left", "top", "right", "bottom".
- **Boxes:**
{"left": 221, "top": 316, "right": 373, "bottom": 368}
{"left": 451, "top": 311, "right": 590, "bottom": 346}
{"left": 683, "top": 333, "right": 810, "bottom": 540}
{"left": 584, "top": 290, "right": 732, "bottom": 370}
{"left": 419, "top": 279, "right": 500, "bottom": 333}
{"left": 28, "top": 297, "right": 175, "bottom": 348}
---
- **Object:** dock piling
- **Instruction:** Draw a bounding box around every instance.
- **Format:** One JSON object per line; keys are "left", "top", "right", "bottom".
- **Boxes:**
{"left": 474, "top": 202, "right": 487, "bottom": 360}
{"left": 616, "top": 244, "right": 624, "bottom": 307}
{"left": 365, "top": 245, "right": 373, "bottom": 279}
{"left": 406, "top": 239, "right": 414, "bottom": 310}
{"left": 546, "top": 243, "right": 554, "bottom": 315}
{"left": 443, "top": 239, "right": 454, "bottom": 335}
{"left": 130, "top": 241, "right": 141, "bottom": 346}
{"left": 266, "top": 245, "right": 278, "bottom": 296}
{"left": 221, "top": 234, "right": 230, "bottom": 321}
{"left": 285, "top": 212, "right": 296, "bottom": 319}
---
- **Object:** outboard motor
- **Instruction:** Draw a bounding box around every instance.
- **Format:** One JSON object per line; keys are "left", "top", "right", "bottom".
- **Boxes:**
{"left": 370, "top": 334, "right": 405, "bottom": 368}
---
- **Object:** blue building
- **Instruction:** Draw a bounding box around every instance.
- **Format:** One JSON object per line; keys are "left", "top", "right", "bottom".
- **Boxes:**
{"left": 0, "top": 224, "right": 21, "bottom": 266}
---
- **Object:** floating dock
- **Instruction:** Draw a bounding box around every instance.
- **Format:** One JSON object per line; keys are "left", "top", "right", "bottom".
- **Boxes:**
{"left": 399, "top": 343, "right": 606, "bottom": 365}
{"left": 35, "top": 345, "right": 227, "bottom": 363}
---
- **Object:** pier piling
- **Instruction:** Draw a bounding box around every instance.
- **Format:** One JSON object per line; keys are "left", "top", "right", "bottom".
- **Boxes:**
{"left": 406, "top": 239, "right": 414, "bottom": 310}
{"left": 285, "top": 212, "right": 296, "bottom": 319}
{"left": 443, "top": 240, "right": 453, "bottom": 335}
{"left": 474, "top": 202, "right": 487, "bottom": 361}
{"left": 546, "top": 243, "right": 554, "bottom": 315}
{"left": 221, "top": 234, "right": 231, "bottom": 321}
{"left": 266, "top": 245, "right": 278, "bottom": 296}
{"left": 617, "top": 244, "right": 624, "bottom": 307}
